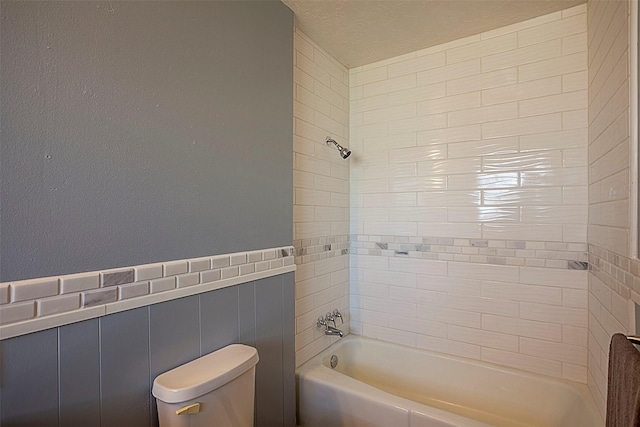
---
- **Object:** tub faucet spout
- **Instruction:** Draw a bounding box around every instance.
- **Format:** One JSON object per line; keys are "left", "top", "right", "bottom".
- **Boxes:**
{"left": 325, "top": 325, "right": 344, "bottom": 338}
{"left": 317, "top": 315, "right": 344, "bottom": 338}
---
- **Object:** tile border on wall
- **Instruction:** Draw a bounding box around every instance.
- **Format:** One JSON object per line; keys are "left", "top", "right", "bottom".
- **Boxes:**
{"left": 293, "top": 235, "right": 350, "bottom": 265}
{"left": 352, "top": 235, "right": 588, "bottom": 270}
{"left": 589, "top": 245, "right": 640, "bottom": 302}
{"left": 0, "top": 246, "right": 295, "bottom": 340}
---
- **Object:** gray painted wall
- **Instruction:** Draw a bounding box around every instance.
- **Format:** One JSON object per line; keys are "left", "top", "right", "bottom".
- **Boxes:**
{"left": 0, "top": 1, "right": 293, "bottom": 281}
{"left": 0, "top": 2, "right": 295, "bottom": 425}
{"left": 0, "top": 274, "right": 296, "bottom": 427}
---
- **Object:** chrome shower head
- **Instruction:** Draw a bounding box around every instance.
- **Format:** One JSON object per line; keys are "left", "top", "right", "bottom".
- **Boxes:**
{"left": 326, "top": 137, "right": 351, "bottom": 159}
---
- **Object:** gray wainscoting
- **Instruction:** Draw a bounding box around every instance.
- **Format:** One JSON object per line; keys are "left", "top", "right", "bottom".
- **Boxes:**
{"left": 0, "top": 273, "right": 295, "bottom": 427}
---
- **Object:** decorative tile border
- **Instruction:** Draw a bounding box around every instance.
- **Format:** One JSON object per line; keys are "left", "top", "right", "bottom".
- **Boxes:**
{"left": 0, "top": 246, "right": 295, "bottom": 339}
{"left": 589, "top": 245, "right": 640, "bottom": 299}
{"left": 351, "top": 235, "right": 588, "bottom": 270}
{"left": 293, "top": 235, "right": 350, "bottom": 265}
{"left": 292, "top": 233, "right": 588, "bottom": 270}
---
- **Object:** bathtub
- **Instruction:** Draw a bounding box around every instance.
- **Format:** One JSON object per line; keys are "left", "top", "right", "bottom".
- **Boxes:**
{"left": 297, "top": 335, "right": 603, "bottom": 427}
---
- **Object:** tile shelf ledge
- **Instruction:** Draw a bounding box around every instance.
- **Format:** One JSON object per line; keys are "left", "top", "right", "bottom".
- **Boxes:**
{"left": 0, "top": 264, "right": 296, "bottom": 341}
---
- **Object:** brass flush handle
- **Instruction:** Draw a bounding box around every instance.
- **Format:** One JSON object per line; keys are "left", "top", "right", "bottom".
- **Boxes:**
{"left": 176, "top": 402, "right": 201, "bottom": 415}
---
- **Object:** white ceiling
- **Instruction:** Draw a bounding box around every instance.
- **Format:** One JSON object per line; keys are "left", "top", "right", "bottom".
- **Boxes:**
{"left": 281, "top": 0, "right": 586, "bottom": 68}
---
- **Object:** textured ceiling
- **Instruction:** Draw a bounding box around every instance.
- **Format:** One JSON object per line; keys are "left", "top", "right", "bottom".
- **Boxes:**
{"left": 281, "top": 0, "right": 586, "bottom": 68}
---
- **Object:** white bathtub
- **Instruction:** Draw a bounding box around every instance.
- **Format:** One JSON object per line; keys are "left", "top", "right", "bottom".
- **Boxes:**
{"left": 297, "top": 335, "right": 603, "bottom": 427}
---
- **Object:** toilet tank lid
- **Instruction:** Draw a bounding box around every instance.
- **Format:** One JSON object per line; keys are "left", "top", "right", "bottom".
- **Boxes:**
{"left": 152, "top": 344, "right": 259, "bottom": 403}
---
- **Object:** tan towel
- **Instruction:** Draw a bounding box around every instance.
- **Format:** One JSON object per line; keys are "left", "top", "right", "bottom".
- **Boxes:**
{"left": 606, "top": 333, "right": 640, "bottom": 427}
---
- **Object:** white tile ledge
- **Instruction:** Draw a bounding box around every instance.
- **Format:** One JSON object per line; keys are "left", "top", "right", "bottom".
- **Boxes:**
{"left": 0, "top": 264, "right": 295, "bottom": 341}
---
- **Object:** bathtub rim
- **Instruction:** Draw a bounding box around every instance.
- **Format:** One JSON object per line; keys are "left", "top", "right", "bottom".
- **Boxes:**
{"left": 296, "top": 334, "right": 603, "bottom": 427}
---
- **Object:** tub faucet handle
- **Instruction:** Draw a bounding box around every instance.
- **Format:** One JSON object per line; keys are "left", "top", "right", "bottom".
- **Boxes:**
{"left": 326, "top": 312, "right": 336, "bottom": 327}
{"left": 333, "top": 309, "right": 343, "bottom": 325}
{"left": 317, "top": 316, "right": 327, "bottom": 330}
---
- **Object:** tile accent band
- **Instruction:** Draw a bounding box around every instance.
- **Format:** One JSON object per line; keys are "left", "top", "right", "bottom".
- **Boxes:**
{"left": 0, "top": 246, "right": 295, "bottom": 340}
{"left": 351, "top": 235, "right": 588, "bottom": 270}
{"left": 589, "top": 245, "right": 640, "bottom": 299}
{"left": 293, "top": 235, "right": 350, "bottom": 265}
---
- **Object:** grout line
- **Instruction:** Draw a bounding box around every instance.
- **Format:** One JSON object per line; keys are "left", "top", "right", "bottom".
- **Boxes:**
{"left": 198, "top": 295, "right": 203, "bottom": 357}
{"left": 147, "top": 306, "right": 152, "bottom": 426}
{"left": 98, "top": 318, "right": 103, "bottom": 426}
{"left": 57, "top": 327, "right": 61, "bottom": 426}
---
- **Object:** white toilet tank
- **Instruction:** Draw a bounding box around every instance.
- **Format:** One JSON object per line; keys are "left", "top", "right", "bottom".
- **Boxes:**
{"left": 152, "top": 344, "right": 259, "bottom": 427}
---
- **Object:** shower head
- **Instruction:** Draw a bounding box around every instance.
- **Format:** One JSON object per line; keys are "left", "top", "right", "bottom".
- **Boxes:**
{"left": 326, "top": 137, "right": 351, "bottom": 159}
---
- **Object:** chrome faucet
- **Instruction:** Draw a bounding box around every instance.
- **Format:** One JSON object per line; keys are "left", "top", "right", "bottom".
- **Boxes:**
{"left": 325, "top": 311, "right": 336, "bottom": 327}
{"left": 333, "top": 309, "right": 343, "bottom": 324}
{"left": 325, "top": 325, "right": 344, "bottom": 337}
{"left": 317, "top": 310, "right": 344, "bottom": 338}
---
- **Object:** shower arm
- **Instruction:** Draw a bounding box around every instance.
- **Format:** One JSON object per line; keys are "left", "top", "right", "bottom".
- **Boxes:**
{"left": 325, "top": 136, "right": 351, "bottom": 159}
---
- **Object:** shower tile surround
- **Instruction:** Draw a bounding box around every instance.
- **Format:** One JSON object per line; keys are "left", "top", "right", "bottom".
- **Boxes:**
{"left": 0, "top": 246, "right": 295, "bottom": 338}
{"left": 588, "top": 246, "right": 639, "bottom": 415}
{"left": 290, "top": 1, "right": 637, "bottom": 421}
{"left": 348, "top": 5, "right": 591, "bottom": 385}
{"left": 293, "top": 28, "right": 351, "bottom": 366}
{"left": 585, "top": 0, "right": 635, "bottom": 418}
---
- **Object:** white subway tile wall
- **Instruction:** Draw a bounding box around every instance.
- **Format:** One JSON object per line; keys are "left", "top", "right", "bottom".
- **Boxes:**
{"left": 294, "top": 28, "right": 350, "bottom": 367}
{"left": 349, "top": 5, "right": 590, "bottom": 383}
{"left": 586, "top": 0, "right": 633, "bottom": 418}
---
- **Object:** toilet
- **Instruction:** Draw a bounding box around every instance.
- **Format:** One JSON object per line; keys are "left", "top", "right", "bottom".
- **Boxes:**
{"left": 152, "top": 344, "right": 259, "bottom": 427}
